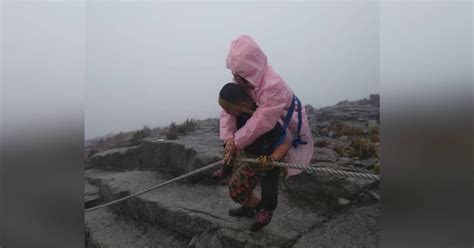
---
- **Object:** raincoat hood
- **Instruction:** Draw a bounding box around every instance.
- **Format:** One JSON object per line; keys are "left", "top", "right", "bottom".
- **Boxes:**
{"left": 226, "top": 35, "right": 268, "bottom": 88}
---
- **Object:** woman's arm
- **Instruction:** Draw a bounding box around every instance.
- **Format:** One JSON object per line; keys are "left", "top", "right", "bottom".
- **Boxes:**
{"left": 233, "top": 85, "right": 292, "bottom": 149}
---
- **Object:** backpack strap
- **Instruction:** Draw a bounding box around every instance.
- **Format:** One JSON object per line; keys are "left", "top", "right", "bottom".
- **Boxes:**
{"left": 273, "top": 95, "right": 307, "bottom": 149}
{"left": 292, "top": 96, "right": 308, "bottom": 148}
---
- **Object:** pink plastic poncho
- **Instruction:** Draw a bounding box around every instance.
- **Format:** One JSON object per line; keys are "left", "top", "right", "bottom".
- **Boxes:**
{"left": 220, "top": 35, "right": 314, "bottom": 176}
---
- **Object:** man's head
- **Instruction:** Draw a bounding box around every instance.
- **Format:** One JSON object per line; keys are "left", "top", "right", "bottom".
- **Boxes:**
{"left": 219, "top": 83, "right": 255, "bottom": 117}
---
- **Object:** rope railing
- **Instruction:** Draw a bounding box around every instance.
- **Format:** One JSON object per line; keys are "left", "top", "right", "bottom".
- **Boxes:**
{"left": 85, "top": 157, "right": 379, "bottom": 212}
{"left": 85, "top": 160, "right": 223, "bottom": 212}
{"left": 238, "top": 158, "right": 380, "bottom": 181}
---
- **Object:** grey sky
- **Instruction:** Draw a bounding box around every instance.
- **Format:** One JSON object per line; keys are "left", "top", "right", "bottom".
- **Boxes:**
{"left": 85, "top": 1, "right": 379, "bottom": 139}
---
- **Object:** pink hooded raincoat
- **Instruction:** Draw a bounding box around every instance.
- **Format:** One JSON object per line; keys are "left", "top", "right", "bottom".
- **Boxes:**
{"left": 220, "top": 35, "right": 314, "bottom": 176}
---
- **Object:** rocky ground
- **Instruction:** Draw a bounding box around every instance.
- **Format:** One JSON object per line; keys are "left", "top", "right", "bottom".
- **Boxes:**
{"left": 84, "top": 95, "right": 380, "bottom": 247}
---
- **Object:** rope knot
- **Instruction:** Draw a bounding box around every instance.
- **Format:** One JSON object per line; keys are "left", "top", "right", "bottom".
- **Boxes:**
{"left": 257, "top": 156, "right": 275, "bottom": 170}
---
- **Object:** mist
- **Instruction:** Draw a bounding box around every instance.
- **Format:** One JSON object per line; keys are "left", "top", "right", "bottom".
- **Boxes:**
{"left": 85, "top": 1, "right": 379, "bottom": 139}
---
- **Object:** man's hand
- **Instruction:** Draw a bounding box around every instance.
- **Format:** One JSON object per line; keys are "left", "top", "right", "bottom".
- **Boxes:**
{"left": 224, "top": 149, "right": 241, "bottom": 165}
{"left": 223, "top": 138, "right": 237, "bottom": 165}
{"left": 225, "top": 138, "right": 236, "bottom": 153}
{"left": 223, "top": 150, "right": 234, "bottom": 165}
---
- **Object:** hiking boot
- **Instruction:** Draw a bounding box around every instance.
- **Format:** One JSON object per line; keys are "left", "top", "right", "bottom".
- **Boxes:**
{"left": 250, "top": 209, "right": 274, "bottom": 232}
{"left": 228, "top": 206, "right": 257, "bottom": 218}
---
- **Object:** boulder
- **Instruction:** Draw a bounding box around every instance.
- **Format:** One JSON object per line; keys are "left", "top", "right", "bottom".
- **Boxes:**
{"left": 305, "top": 104, "right": 315, "bottom": 114}
{"left": 313, "top": 147, "right": 339, "bottom": 163}
{"left": 367, "top": 119, "right": 379, "bottom": 129}
{"left": 328, "top": 130, "right": 336, "bottom": 138}
{"left": 315, "top": 137, "right": 346, "bottom": 150}
{"left": 336, "top": 157, "right": 353, "bottom": 166}
{"left": 369, "top": 94, "right": 380, "bottom": 106}
{"left": 313, "top": 162, "right": 338, "bottom": 168}
{"left": 285, "top": 171, "right": 378, "bottom": 207}
{"left": 320, "top": 128, "right": 329, "bottom": 137}
{"left": 86, "top": 146, "right": 141, "bottom": 170}
{"left": 353, "top": 158, "right": 379, "bottom": 169}
{"left": 316, "top": 122, "right": 330, "bottom": 129}
{"left": 338, "top": 198, "right": 351, "bottom": 206}
{"left": 84, "top": 180, "right": 102, "bottom": 208}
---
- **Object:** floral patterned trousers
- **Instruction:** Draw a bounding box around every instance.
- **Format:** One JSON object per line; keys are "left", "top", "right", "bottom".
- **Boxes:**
{"left": 228, "top": 163, "right": 280, "bottom": 211}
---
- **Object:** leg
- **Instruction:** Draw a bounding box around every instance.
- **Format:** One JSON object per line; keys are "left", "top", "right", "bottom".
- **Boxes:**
{"left": 212, "top": 160, "right": 234, "bottom": 179}
{"left": 260, "top": 167, "right": 280, "bottom": 211}
{"left": 228, "top": 164, "right": 261, "bottom": 217}
{"left": 251, "top": 167, "right": 280, "bottom": 231}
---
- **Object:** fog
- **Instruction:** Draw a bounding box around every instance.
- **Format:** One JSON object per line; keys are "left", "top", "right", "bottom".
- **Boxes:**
{"left": 85, "top": 1, "right": 379, "bottom": 139}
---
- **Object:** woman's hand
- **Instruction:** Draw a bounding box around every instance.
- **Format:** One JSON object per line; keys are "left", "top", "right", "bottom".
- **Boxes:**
{"left": 223, "top": 150, "right": 234, "bottom": 165}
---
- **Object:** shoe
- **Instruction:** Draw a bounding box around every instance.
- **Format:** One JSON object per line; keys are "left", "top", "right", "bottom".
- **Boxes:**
{"left": 212, "top": 165, "right": 232, "bottom": 179}
{"left": 212, "top": 168, "right": 225, "bottom": 178}
{"left": 228, "top": 206, "right": 257, "bottom": 218}
{"left": 250, "top": 209, "right": 273, "bottom": 232}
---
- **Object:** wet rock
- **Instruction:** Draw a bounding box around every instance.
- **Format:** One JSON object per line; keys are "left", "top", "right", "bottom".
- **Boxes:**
{"left": 373, "top": 163, "right": 380, "bottom": 174}
{"left": 314, "top": 147, "right": 339, "bottom": 163}
{"left": 328, "top": 130, "right": 336, "bottom": 138}
{"left": 313, "top": 96, "right": 380, "bottom": 124}
{"left": 367, "top": 119, "right": 379, "bottom": 129}
{"left": 336, "top": 99, "right": 350, "bottom": 106}
{"left": 285, "top": 171, "right": 377, "bottom": 207}
{"left": 369, "top": 190, "right": 381, "bottom": 201}
{"left": 336, "top": 157, "right": 352, "bottom": 166}
{"left": 85, "top": 208, "right": 190, "bottom": 248}
{"left": 359, "top": 193, "right": 372, "bottom": 202}
{"left": 293, "top": 205, "right": 379, "bottom": 248}
{"left": 305, "top": 104, "right": 315, "bottom": 114}
{"left": 85, "top": 166, "right": 380, "bottom": 247}
{"left": 313, "top": 162, "right": 338, "bottom": 168}
{"left": 320, "top": 128, "right": 329, "bottom": 137}
{"left": 86, "top": 169, "right": 326, "bottom": 247}
{"left": 86, "top": 146, "right": 141, "bottom": 169}
{"left": 369, "top": 94, "right": 380, "bottom": 106}
{"left": 84, "top": 180, "right": 101, "bottom": 208}
{"left": 85, "top": 125, "right": 223, "bottom": 180}
{"left": 316, "top": 122, "right": 330, "bottom": 129}
{"left": 353, "top": 158, "right": 379, "bottom": 169}
{"left": 314, "top": 137, "right": 343, "bottom": 150}
{"left": 343, "top": 177, "right": 378, "bottom": 196}
{"left": 337, "top": 198, "right": 350, "bottom": 206}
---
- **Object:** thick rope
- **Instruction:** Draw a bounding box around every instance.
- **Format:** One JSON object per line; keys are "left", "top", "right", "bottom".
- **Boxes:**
{"left": 85, "top": 157, "right": 379, "bottom": 213}
{"left": 238, "top": 158, "right": 380, "bottom": 181}
{"left": 85, "top": 160, "right": 223, "bottom": 213}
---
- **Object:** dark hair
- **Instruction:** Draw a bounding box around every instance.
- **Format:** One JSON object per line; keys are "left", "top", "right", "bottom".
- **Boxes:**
{"left": 219, "top": 83, "right": 252, "bottom": 104}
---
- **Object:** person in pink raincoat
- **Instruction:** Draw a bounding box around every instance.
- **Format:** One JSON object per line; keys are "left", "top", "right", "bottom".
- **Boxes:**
{"left": 220, "top": 35, "right": 314, "bottom": 176}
